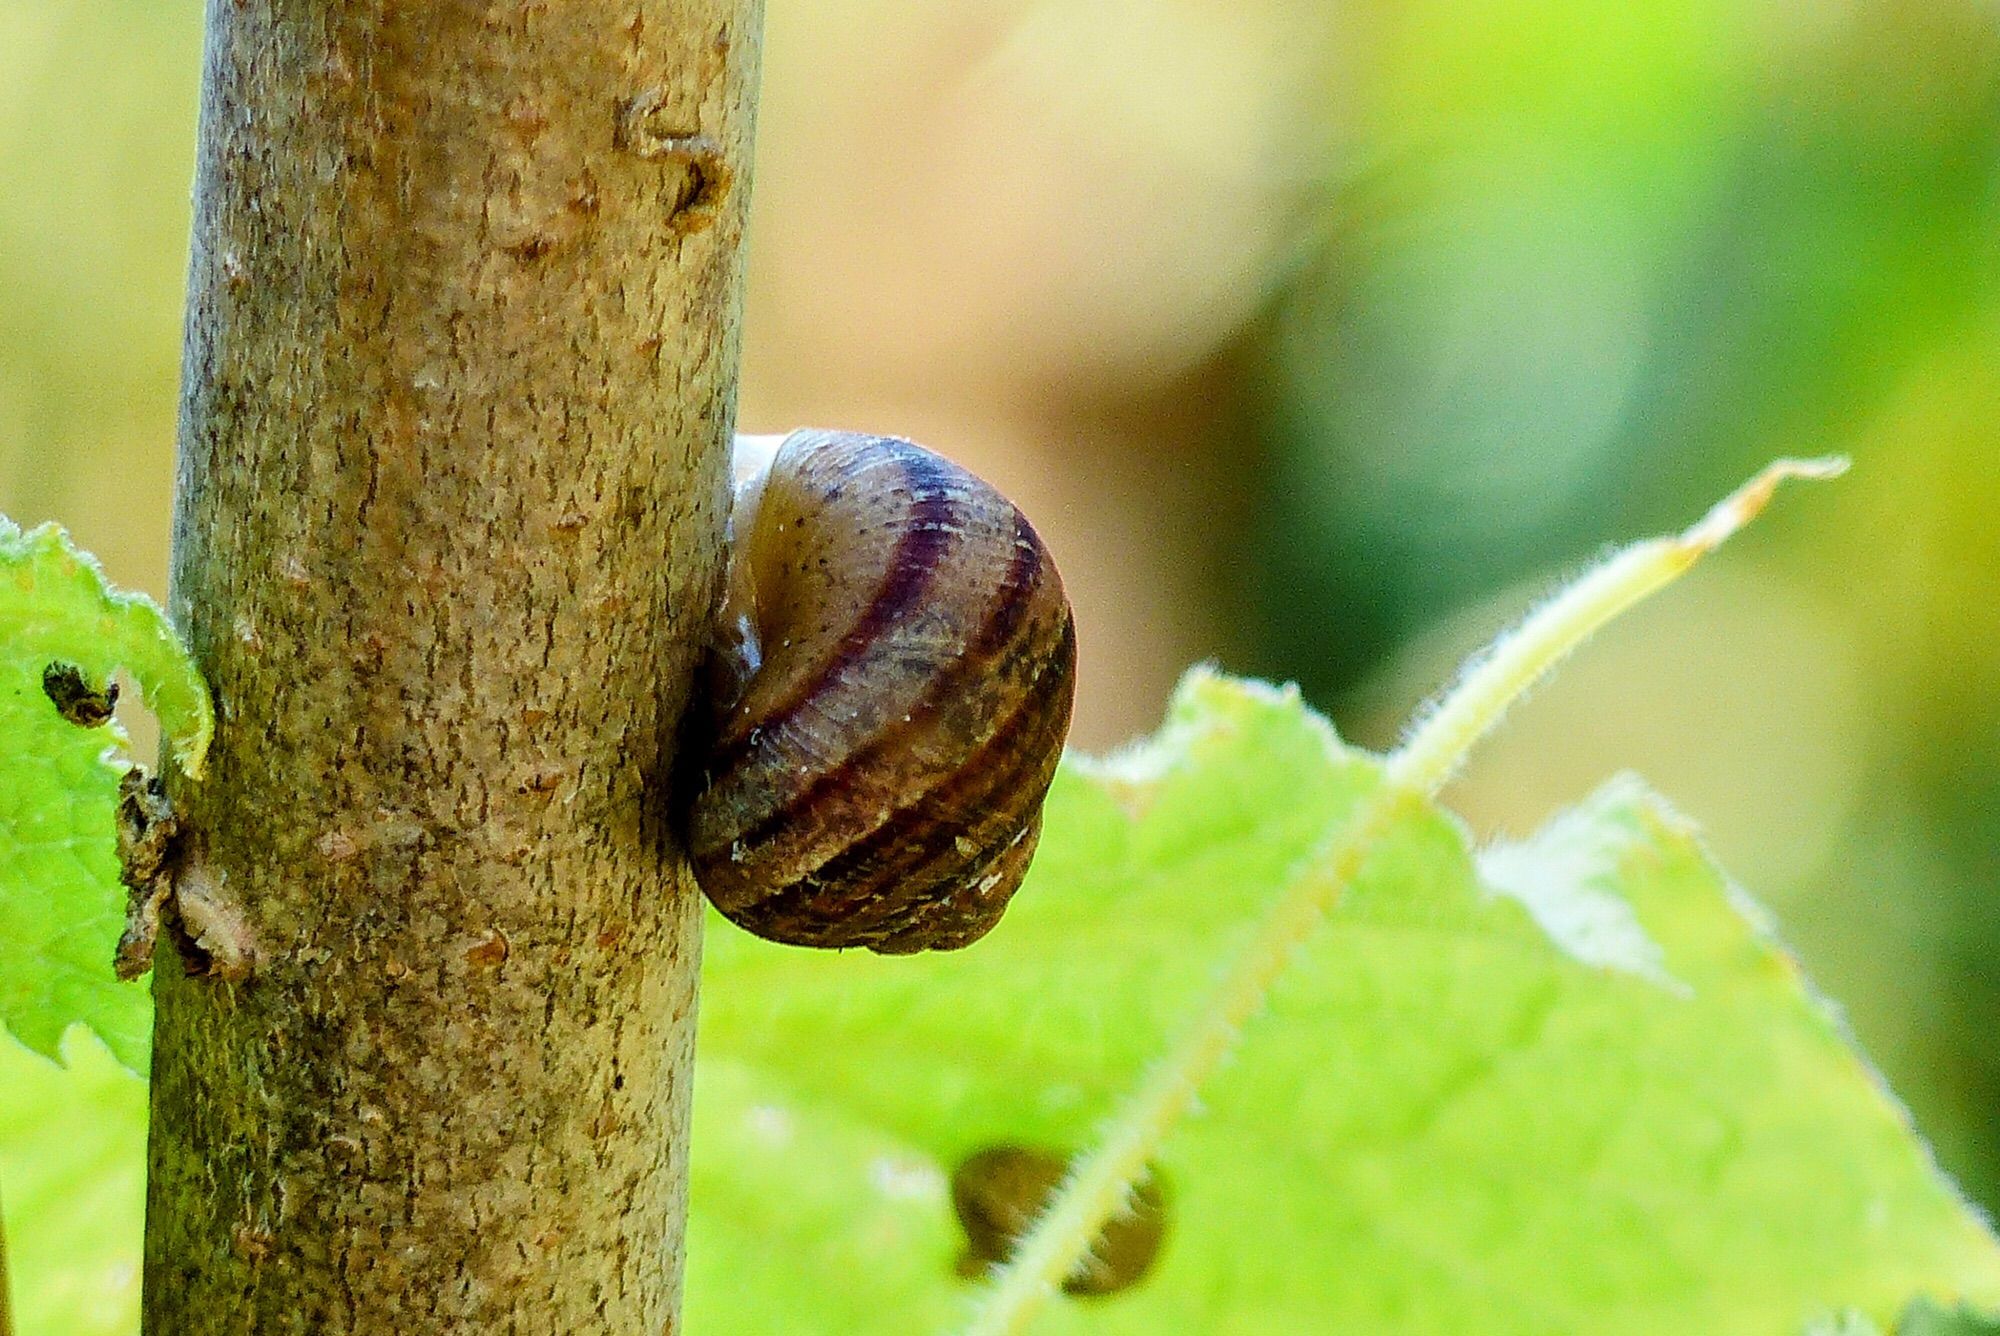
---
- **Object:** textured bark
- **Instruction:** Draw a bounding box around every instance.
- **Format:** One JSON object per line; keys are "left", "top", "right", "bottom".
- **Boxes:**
{"left": 146, "top": 2, "right": 760, "bottom": 1330}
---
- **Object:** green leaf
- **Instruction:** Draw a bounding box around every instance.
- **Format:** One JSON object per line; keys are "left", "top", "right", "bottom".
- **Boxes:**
{"left": 0, "top": 1032, "right": 146, "bottom": 1336}
{"left": 685, "top": 670, "right": 2000, "bottom": 1333}
{"left": 0, "top": 516, "right": 209, "bottom": 1067}
{"left": 1897, "top": 1298, "right": 2000, "bottom": 1335}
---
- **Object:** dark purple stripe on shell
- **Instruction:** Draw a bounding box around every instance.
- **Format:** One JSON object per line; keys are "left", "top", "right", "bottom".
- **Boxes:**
{"left": 726, "top": 612, "right": 1076, "bottom": 949}
{"left": 789, "top": 623, "right": 1074, "bottom": 948}
{"left": 700, "top": 444, "right": 961, "bottom": 801}
{"left": 703, "top": 505, "right": 1054, "bottom": 871}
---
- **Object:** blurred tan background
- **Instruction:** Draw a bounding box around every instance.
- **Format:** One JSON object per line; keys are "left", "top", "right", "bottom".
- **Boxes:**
{"left": 3, "top": 0, "right": 1996, "bottom": 1208}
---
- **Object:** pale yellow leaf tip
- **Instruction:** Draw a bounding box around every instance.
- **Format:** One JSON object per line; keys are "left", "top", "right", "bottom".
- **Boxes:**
{"left": 1678, "top": 455, "right": 1850, "bottom": 555}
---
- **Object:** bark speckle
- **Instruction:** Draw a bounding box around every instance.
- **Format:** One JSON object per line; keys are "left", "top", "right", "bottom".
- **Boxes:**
{"left": 462, "top": 929, "right": 510, "bottom": 970}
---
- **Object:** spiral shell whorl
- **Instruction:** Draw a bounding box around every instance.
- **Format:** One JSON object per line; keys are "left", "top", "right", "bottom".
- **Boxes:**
{"left": 688, "top": 430, "right": 1076, "bottom": 953}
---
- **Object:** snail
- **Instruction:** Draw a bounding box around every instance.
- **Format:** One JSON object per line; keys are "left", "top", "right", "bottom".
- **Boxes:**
{"left": 681, "top": 429, "right": 1077, "bottom": 953}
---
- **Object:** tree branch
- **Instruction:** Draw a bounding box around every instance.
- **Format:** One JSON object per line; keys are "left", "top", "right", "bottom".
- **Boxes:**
{"left": 146, "top": 2, "right": 762, "bottom": 1328}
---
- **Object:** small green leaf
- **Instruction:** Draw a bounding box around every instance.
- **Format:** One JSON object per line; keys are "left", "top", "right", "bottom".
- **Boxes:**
{"left": 0, "top": 516, "right": 209, "bottom": 1067}
{"left": 686, "top": 670, "right": 2000, "bottom": 1333}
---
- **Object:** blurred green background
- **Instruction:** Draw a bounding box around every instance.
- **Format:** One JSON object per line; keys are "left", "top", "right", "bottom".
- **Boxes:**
{"left": 1, "top": 0, "right": 1994, "bottom": 1277}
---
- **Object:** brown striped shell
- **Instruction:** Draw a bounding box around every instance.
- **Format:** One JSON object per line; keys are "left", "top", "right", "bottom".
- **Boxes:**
{"left": 684, "top": 429, "right": 1077, "bottom": 953}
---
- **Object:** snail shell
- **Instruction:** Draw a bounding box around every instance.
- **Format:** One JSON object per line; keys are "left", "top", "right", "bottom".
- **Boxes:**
{"left": 684, "top": 429, "right": 1077, "bottom": 953}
